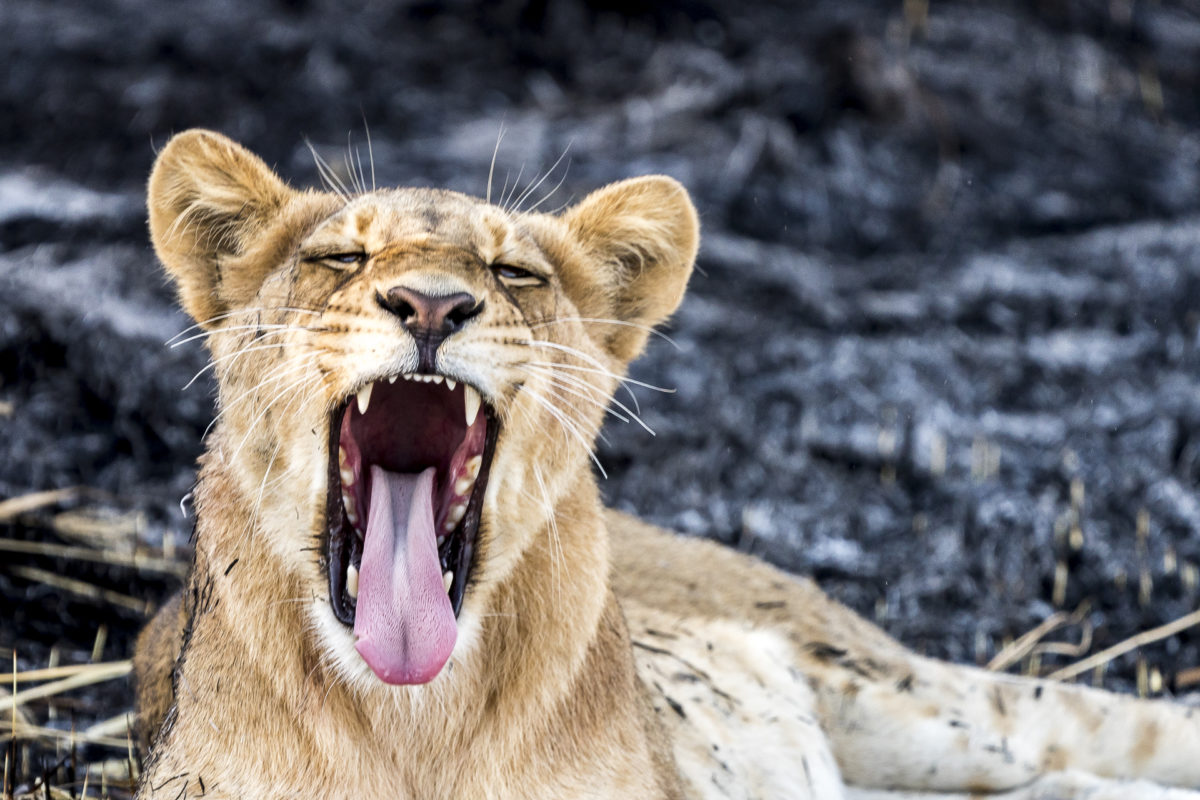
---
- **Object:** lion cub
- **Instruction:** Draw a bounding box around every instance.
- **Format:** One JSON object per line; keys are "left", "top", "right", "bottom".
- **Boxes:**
{"left": 135, "top": 130, "right": 1200, "bottom": 799}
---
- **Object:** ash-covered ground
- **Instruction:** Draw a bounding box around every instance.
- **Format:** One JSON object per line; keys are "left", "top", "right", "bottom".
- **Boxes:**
{"left": 3, "top": 0, "right": 1200, "bottom": 774}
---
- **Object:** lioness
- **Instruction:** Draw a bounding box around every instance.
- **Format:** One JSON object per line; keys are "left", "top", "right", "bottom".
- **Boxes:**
{"left": 134, "top": 130, "right": 1200, "bottom": 799}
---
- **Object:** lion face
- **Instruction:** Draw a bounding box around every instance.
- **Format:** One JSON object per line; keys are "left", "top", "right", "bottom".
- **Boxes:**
{"left": 148, "top": 130, "right": 698, "bottom": 688}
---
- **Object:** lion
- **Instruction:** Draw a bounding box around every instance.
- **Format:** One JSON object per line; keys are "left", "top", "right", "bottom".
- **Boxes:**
{"left": 133, "top": 129, "right": 1200, "bottom": 799}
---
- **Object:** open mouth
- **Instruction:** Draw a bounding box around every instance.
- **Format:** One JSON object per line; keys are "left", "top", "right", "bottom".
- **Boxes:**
{"left": 325, "top": 373, "right": 497, "bottom": 685}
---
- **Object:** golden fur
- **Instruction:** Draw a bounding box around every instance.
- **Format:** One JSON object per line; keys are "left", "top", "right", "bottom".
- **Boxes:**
{"left": 135, "top": 130, "right": 1200, "bottom": 800}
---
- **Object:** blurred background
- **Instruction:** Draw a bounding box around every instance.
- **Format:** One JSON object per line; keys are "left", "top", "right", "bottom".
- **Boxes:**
{"left": 2, "top": 0, "right": 1200, "bottom": 792}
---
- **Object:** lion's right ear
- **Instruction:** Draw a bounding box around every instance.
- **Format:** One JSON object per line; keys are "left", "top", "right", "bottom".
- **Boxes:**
{"left": 148, "top": 129, "right": 295, "bottom": 327}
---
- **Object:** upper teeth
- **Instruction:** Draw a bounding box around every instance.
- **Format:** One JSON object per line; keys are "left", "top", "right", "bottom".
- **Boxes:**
{"left": 394, "top": 373, "right": 444, "bottom": 384}
{"left": 356, "top": 383, "right": 373, "bottom": 414}
{"left": 351, "top": 377, "right": 482, "bottom": 438}
{"left": 464, "top": 386, "right": 481, "bottom": 426}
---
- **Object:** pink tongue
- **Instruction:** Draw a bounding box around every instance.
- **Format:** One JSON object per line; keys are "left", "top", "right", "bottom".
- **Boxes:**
{"left": 354, "top": 465, "right": 457, "bottom": 684}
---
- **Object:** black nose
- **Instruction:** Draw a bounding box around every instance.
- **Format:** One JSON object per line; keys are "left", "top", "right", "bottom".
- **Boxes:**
{"left": 377, "top": 287, "right": 482, "bottom": 336}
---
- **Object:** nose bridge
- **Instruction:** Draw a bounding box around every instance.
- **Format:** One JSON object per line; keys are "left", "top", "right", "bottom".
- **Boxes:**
{"left": 376, "top": 265, "right": 473, "bottom": 300}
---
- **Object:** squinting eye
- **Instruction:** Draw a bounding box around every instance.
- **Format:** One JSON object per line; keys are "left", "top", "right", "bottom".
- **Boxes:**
{"left": 491, "top": 264, "right": 543, "bottom": 283}
{"left": 303, "top": 252, "right": 366, "bottom": 269}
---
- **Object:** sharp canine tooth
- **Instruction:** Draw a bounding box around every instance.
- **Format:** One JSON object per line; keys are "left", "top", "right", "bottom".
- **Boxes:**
{"left": 443, "top": 570, "right": 453, "bottom": 593}
{"left": 356, "top": 383, "right": 373, "bottom": 414}
{"left": 347, "top": 564, "right": 358, "bottom": 599}
{"left": 447, "top": 379, "right": 457, "bottom": 390}
{"left": 465, "top": 455, "right": 482, "bottom": 479}
{"left": 454, "top": 475, "right": 474, "bottom": 496}
{"left": 464, "top": 386, "right": 481, "bottom": 426}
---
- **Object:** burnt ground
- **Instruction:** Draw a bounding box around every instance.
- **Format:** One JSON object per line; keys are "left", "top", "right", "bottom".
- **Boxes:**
{"left": 3, "top": 0, "right": 1200, "bottom": 791}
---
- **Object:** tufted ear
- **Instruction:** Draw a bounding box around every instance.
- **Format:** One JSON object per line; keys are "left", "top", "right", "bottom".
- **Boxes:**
{"left": 562, "top": 176, "right": 699, "bottom": 363}
{"left": 148, "top": 129, "right": 299, "bottom": 328}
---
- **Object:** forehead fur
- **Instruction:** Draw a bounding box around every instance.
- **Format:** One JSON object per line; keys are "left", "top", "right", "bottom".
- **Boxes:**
{"left": 322, "top": 189, "right": 522, "bottom": 266}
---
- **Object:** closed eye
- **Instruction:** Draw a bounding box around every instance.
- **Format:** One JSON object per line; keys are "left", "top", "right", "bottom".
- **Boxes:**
{"left": 302, "top": 252, "right": 367, "bottom": 269}
{"left": 490, "top": 264, "right": 545, "bottom": 287}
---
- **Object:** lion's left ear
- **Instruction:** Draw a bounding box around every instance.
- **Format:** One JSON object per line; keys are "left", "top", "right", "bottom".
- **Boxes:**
{"left": 562, "top": 176, "right": 699, "bottom": 362}
{"left": 148, "top": 129, "right": 298, "bottom": 328}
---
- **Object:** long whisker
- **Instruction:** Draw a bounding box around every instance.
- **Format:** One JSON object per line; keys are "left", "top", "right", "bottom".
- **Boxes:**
{"left": 359, "top": 114, "right": 376, "bottom": 191}
{"left": 501, "top": 163, "right": 526, "bottom": 212}
{"left": 520, "top": 364, "right": 656, "bottom": 435}
{"left": 522, "top": 387, "right": 607, "bottom": 478}
{"left": 205, "top": 356, "right": 319, "bottom": 439}
{"left": 523, "top": 158, "right": 572, "bottom": 215}
{"left": 487, "top": 123, "right": 505, "bottom": 205}
{"left": 529, "top": 317, "right": 679, "bottom": 348}
{"left": 532, "top": 464, "right": 563, "bottom": 603}
{"left": 166, "top": 306, "right": 321, "bottom": 345}
{"left": 307, "top": 140, "right": 352, "bottom": 200}
{"left": 510, "top": 139, "right": 572, "bottom": 213}
{"left": 170, "top": 325, "right": 291, "bottom": 349}
{"left": 523, "top": 368, "right": 631, "bottom": 423}
{"left": 183, "top": 340, "right": 294, "bottom": 389}
{"left": 226, "top": 371, "right": 321, "bottom": 468}
{"left": 523, "top": 360, "right": 674, "bottom": 394}
{"left": 343, "top": 138, "right": 359, "bottom": 195}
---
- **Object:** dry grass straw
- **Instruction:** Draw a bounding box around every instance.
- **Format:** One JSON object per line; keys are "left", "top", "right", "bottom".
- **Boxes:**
{"left": 1048, "top": 606, "right": 1200, "bottom": 682}
{"left": 0, "top": 662, "right": 131, "bottom": 717}
{"left": 50, "top": 509, "right": 144, "bottom": 550}
{"left": 987, "top": 604, "right": 1092, "bottom": 673}
{"left": 0, "top": 489, "right": 81, "bottom": 524}
{"left": 0, "top": 540, "right": 184, "bottom": 579}
{"left": 7, "top": 567, "right": 151, "bottom": 616}
{"left": 1176, "top": 665, "right": 1200, "bottom": 690}
{"left": 9, "top": 662, "right": 131, "bottom": 686}
{"left": 0, "top": 719, "right": 128, "bottom": 750}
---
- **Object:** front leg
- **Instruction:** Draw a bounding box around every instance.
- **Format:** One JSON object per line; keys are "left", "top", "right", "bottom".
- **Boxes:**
{"left": 846, "top": 771, "right": 1200, "bottom": 800}
{"left": 816, "top": 651, "right": 1200, "bottom": 793}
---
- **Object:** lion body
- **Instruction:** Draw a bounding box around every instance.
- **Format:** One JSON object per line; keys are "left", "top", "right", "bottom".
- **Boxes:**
{"left": 134, "top": 130, "right": 1200, "bottom": 799}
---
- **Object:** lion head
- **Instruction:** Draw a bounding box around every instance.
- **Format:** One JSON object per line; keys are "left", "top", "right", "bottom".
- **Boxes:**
{"left": 147, "top": 130, "right": 698, "bottom": 689}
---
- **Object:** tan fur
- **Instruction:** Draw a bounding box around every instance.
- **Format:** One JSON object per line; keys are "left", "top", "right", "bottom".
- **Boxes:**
{"left": 135, "top": 130, "right": 1200, "bottom": 799}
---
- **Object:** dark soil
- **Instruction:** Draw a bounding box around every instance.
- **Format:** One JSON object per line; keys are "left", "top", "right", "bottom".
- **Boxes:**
{"left": 3, "top": 0, "right": 1200, "bottom": 790}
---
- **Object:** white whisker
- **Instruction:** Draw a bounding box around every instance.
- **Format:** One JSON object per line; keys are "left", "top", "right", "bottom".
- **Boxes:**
{"left": 525, "top": 361, "right": 673, "bottom": 397}
{"left": 307, "top": 140, "right": 352, "bottom": 200}
{"left": 533, "top": 464, "right": 563, "bottom": 604}
{"left": 501, "top": 163, "right": 525, "bottom": 212}
{"left": 170, "top": 325, "right": 291, "bottom": 349}
{"left": 183, "top": 340, "right": 295, "bottom": 389}
{"left": 206, "top": 356, "right": 319, "bottom": 439}
{"left": 226, "top": 371, "right": 321, "bottom": 468}
{"left": 510, "top": 140, "right": 572, "bottom": 213}
{"left": 166, "top": 306, "right": 320, "bottom": 345}
{"left": 520, "top": 364, "right": 656, "bottom": 435}
{"left": 487, "top": 123, "right": 505, "bottom": 205}
{"left": 530, "top": 316, "right": 679, "bottom": 348}
{"left": 522, "top": 387, "right": 607, "bottom": 478}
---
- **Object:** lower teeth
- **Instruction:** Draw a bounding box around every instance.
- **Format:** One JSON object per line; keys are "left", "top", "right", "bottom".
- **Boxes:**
{"left": 346, "top": 564, "right": 359, "bottom": 599}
